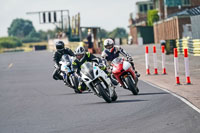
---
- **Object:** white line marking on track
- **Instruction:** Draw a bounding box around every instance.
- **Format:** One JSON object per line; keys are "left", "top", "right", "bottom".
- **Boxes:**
{"left": 8, "top": 63, "right": 13, "bottom": 69}
{"left": 144, "top": 80, "right": 200, "bottom": 114}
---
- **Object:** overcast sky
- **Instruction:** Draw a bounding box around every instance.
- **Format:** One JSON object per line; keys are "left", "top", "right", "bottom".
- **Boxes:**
{"left": 0, "top": 0, "right": 145, "bottom": 37}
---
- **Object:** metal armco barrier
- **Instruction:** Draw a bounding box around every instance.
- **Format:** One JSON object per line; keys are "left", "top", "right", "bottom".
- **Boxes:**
{"left": 33, "top": 45, "right": 47, "bottom": 51}
{"left": 176, "top": 38, "right": 200, "bottom": 56}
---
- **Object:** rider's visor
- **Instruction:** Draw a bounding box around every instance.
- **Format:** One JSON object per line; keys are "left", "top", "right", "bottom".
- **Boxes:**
{"left": 76, "top": 54, "right": 84, "bottom": 60}
{"left": 105, "top": 45, "right": 113, "bottom": 49}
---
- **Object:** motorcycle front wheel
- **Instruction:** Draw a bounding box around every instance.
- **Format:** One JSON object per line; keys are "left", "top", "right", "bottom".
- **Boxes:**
{"left": 96, "top": 83, "right": 112, "bottom": 103}
{"left": 124, "top": 76, "right": 138, "bottom": 95}
{"left": 72, "top": 76, "right": 82, "bottom": 94}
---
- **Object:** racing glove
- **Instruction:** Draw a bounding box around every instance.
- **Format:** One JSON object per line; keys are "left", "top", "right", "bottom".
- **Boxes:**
{"left": 127, "top": 56, "right": 133, "bottom": 62}
{"left": 98, "top": 63, "right": 106, "bottom": 70}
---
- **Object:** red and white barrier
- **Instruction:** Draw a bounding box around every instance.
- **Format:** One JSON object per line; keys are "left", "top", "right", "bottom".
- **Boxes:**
{"left": 174, "top": 48, "right": 180, "bottom": 84}
{"left": 145, "top": 46, "right": 150, "bottom": 75}
{"left": 153, "top": 46, "right": 158, "bottom": 74}
{"left": 184, "top": 49, "right": 191, "bottom": 84}
{"left": 161, "top": 46, "right": 167, "bottom": 74}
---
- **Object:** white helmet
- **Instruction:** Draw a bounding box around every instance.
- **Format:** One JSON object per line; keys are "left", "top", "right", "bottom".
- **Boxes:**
{"left": 75, "top": 46, "right": 85, "bottom": 55}
{"left": 74, "top": 46, "right": 86, "bottom": 61}
{"left": 104, "top": 39, "right": 114, "bottom": 50}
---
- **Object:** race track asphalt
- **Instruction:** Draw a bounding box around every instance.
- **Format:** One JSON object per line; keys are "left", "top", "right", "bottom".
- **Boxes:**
{"left": 0, "top": 51, "right": 200, "bottom": 133}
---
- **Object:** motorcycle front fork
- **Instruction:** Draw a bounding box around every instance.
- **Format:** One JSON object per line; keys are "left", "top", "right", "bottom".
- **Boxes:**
{"left": 121, "top": 75, "right": 137, "bottom": 89}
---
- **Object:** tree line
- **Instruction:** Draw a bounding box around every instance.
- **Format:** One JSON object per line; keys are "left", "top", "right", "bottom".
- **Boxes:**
{"left": 0, "top": 18, "right": 128, "bottom": 49}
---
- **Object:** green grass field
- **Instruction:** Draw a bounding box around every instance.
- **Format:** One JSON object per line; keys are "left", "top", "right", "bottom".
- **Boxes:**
{"left": 0, "top": 41, "right": 48, "bottom": 53}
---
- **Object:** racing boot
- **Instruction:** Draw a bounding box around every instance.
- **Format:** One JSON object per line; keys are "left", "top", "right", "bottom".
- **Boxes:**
{"left": 130, "top": 62, "right": 140, "bottom": 78}
{"left": 77, "top": 86, "right": 83, "bottom": 93}
{"left": 64, "top": 80, "right": 71, "bottom": 87}
{"left": 135, "top": 71, "right": 140, "bottom": 78}
{"left": 78, "top": 82, "right": 88, "bottom": 92}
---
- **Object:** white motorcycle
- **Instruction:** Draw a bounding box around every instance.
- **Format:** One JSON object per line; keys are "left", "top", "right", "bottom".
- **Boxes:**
{"left": 59, "top": 55, "right": 81, "bottom": 93}
{"left": 80, "top": 61, "right": 118, "bottom": 103}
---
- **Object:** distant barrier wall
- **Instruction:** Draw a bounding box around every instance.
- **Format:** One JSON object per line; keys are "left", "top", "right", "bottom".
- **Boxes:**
{"left": 154, "top": 16, "right": 191, "bottom": 44}
{"left": 176, "top": 38, "right": 200, "bottom": 56}
{"left": 191, "top": 15, "right": 200, "bottom": 39}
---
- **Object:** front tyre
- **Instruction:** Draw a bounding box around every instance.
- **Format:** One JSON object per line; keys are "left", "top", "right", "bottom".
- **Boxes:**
{"left": 96, "top": 84, "right": 112, "bottom": 103}
{"left": 72, "top": 76, "right": 82, "bottom": 94}
{"left": 124, "top": 76, "right": 138, "bottom": 95}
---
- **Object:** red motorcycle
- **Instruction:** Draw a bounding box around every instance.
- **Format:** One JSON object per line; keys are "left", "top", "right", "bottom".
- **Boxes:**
{"left": 111, "top": 57, "right": 139, "bottom": 95}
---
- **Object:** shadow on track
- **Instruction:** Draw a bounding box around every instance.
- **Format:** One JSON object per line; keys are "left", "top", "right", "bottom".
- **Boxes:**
{"left": 120, "top": 92, "right": 168, "bottom": 97}
{"left": 82, "top": 99, "right": 148, "bottom": 105}
{"left": 114, "top": 99, "right": 148, "bottom": 103}
{"left": 56, "top": 91, "right": 93, "bottom": 96}
{"left": 139, "top": 92, "right": 169, "bottom": 96}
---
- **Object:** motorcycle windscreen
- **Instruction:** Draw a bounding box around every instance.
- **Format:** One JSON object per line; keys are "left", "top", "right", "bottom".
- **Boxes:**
{"left": 81, "top": 62, "right": 95, "bottom": 79}
{"left": 61, "top": 55, "right": 71, "bottom": 66}
{"left": 112, "top": 57, "right": 123, "bottom": 65}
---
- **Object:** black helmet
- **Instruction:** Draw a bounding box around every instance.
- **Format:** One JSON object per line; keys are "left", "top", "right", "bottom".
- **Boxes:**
{"left": 55, "top": 41, "right": 64, "bottom": 51}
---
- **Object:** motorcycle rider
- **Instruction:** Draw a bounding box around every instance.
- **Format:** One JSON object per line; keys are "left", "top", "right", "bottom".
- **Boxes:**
{"left": 101, "top": 38, "right": 140, "bottom": 77}
{"left": 72, "top": 46, "right": 117, "bottom": 92}
{"left": 52, "top": 41, "right": 75, "bottom": 82}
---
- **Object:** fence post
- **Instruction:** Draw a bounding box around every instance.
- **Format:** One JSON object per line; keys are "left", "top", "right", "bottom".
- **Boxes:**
{"left": 174, "top": 48, "right": 180, "bottom": 84}
{"left": 162, "top": 45, "right": 167, "bottom": 74}
{"left": 153, "top": 45, "right": 158, "bottom": 74}
{"left": 184, "top": 49, "right": 191, "bottom": 84}
{"left": 145, "top": 46, "right": 150, "bottom": 75}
